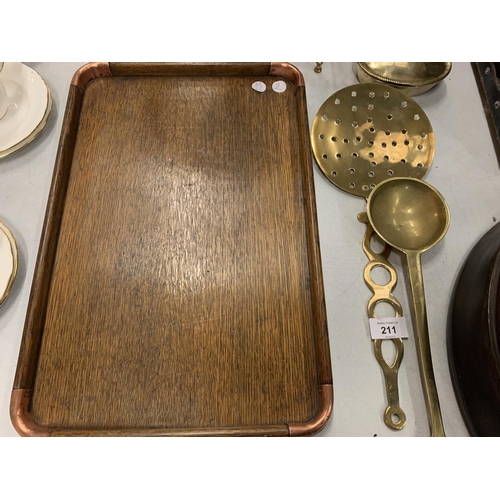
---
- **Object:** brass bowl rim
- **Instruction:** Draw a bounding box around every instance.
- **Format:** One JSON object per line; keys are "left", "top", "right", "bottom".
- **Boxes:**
{"left": 366, "top": 176, "right": 451, "bottom": 254}
{"left": 357, "top": 62, "right": 452, "bottom": 88}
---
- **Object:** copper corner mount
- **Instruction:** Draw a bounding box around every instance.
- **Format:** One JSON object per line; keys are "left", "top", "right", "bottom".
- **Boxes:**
{"left": 71, "top": 62, "right": 112, "bottom": 90}
{"left": 288, "top": 384, "right": 333, "bottom": 436}
{"left": 270, "top": 63, "right": 305, "bottom": 88}
{"left": 10, "top": 389, "right": 51, "bottom": 437}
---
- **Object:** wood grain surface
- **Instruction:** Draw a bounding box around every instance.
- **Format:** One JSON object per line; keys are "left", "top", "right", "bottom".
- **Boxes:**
{"left": 15, "top": 66, "right": 332, "bottom": 435}
{"left": 14, "top": 85, "right": 84, "bottom": 390}
{"left": 109, "top": 62, "right": 271, "bottom": 78}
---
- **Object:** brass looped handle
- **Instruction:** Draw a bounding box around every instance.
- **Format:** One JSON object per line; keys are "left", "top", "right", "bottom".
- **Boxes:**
{"left": 358, "top": 211, "right": 407, "bottom": 431}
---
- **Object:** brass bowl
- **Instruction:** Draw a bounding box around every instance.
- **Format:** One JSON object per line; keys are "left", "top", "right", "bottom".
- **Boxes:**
{"left": 357, "top": 62, "right": 452, "bottom": 96}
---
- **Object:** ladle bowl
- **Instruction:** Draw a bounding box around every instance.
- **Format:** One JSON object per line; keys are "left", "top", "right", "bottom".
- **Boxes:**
{"left": 367, "top": 177, "right": 450, "bottom": 437}
{"left": 368, "top": 177, "right": 449, "bottom": 252}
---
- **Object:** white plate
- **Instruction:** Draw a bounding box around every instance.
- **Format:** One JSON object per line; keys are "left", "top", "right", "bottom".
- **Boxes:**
{"left": 0, "top": 220, "right": 17, "bottom": 304}
{"left": 0, "top": 62, "right": 52, "bottom": 159}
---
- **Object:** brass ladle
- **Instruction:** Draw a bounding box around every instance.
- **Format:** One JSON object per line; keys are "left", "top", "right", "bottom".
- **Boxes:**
{"left": 367, "top": 177, "right": 450, "bottom": 437}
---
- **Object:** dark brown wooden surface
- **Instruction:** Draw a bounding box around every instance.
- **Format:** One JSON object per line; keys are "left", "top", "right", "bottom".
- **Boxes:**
{"left": 15, "top": 67, "right": 332, "bottom": 434}
{"left": 109, "top": 62, "right": 271, "bottom": 78}
{"left": 14, "top": 85, "right": 84, "bottom": 390}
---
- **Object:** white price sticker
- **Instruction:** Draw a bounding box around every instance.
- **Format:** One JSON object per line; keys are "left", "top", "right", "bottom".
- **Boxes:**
{"left": 252, "top": 81, "right": 266, "bottom": 93}
{"left": 369, "top": 317, "right": 408, "bottom": 340}
{"left": 272, "top": 81, "right": 287, "bottom": 93}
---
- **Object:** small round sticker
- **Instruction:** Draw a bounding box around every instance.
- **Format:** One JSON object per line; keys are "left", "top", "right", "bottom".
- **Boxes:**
{"left": 272, "top": 81, "right": 287, "bottom": 93}
{"left": 252, "top": 81, "right": 266, "bottom": 93}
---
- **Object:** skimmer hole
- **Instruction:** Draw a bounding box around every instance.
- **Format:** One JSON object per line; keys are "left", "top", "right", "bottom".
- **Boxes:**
{"left": 352, "top": 121, "right": 358, "bottom": 127}
{"left": 331, "top": 171, "right": 338, "bottom": 176}
{"left": 371, "top": 162, "right": 377, "bottom": 167}
{"left": 369, "top": 127, "right": 375, "bottom": 133}
{"left": 351, "top": 91, "right": 357, "bottom": 97}
{"left": 319, "top": 134, "right": 325, "bottom": 139}
{"left": 322, "top": 154, "right": 328, "bottom": 159}
{"left": 343, "top": 138, "right": 349, "bottom": 143}
{"left": 384, "top": 91, "right": 390, "bottom": 98}
{"left": 392, "top": 141, "right": 397, "bottom": 146}
{"left": 368, "top": 171, "right": 374, "bottom": 177}
{"left": 367, "top": 117, "right": 373, "bottom": 123}
{"left": 368, "top": 104, "right": 374, "bottom": 110}
{"left": 401, "top": 158, "right": 406, "bottom": 163}
{"left": 352, "top": 152, "right": 358, "bottom": 158}
{"left": 420, "top": 132, "right": 426, "bottom": 138}
{"left": 368, "top": 152, "right": 374, "bottom": 158}
{"left": 402, "top": 129, "right": 407, "bottom": 134}
{"left": 401, "top": 101, "right": 407, "bottom": 107}
{"left": 387, "top": 170, "right": 394, "bottom": 176}
{"left": 369, "top": 92, "right": 375, "bottom": 98}
{"left": 382, "top": 142, "right": 387, "bottom": 148}
{"left": 414, "top": 114, "right": 420, "bottom": 120}
{"left": 349, "top": 182, "right": 355, "bottom": 188}
{"left": 417, "top": 163, "right": 423, "bottom": 168}
{"left": 352, "top": 105, "right": 358, "bottom": 112}
{"left": 331, "top": 136, "right": 337, "bottom": 142}
{"left": 385, "top": 130, "right": 391, "bottom": 136}
{"left": 335, "top": 119, "right": 341, "bottom": 124}
{"left": 335, "top": 98, "right": 341, "bottom": 105}
{"left": 322, "top": 115, "right": 328, "bottom": 121}
{"left": 383, "top": 155, "right": 389, "bottom": 161}
{"left": 355, "top": 136, "right": 362, "bottom": 142}
{"left": 404, "top": 140, "right": 410, "bottom": 146}
{"left": 336, "top": 153, "right": 342, "bottom": 159}
{"left": 349, "top": 168, "right": 355, "bottom": 174}
{"left": 387, "top": 114, "right": 393, "bottom": 120}
{"left": 418, "top": 144, "right": 423, "bottom": 150}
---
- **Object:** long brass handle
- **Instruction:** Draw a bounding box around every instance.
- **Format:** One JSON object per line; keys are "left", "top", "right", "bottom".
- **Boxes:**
{"left": 406, "top": 251, "right": 446, "bottom": 437}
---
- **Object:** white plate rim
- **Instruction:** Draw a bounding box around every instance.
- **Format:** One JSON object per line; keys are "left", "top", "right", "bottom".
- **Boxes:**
{"left": 0, "top": 63, "right": 52, "bottom": 159}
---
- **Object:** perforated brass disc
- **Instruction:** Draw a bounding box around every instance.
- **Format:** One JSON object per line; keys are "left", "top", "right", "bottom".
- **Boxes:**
{"left": 312, "top": 83, "right": 434, "bottom": 198}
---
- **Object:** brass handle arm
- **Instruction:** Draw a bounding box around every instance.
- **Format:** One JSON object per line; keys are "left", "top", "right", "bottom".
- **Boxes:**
{"left": 406, "top": 251, "right": 445, "bottom": 437}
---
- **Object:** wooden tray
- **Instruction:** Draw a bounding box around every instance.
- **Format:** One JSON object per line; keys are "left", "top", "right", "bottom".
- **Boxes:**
{"left": 10, "top": 63, "right": 332, "bottom": 436}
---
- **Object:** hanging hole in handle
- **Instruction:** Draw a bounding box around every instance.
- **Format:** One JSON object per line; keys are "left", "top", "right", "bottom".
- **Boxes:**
{"left": 384, "top": 406, "right": 406, "bottom": 430}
